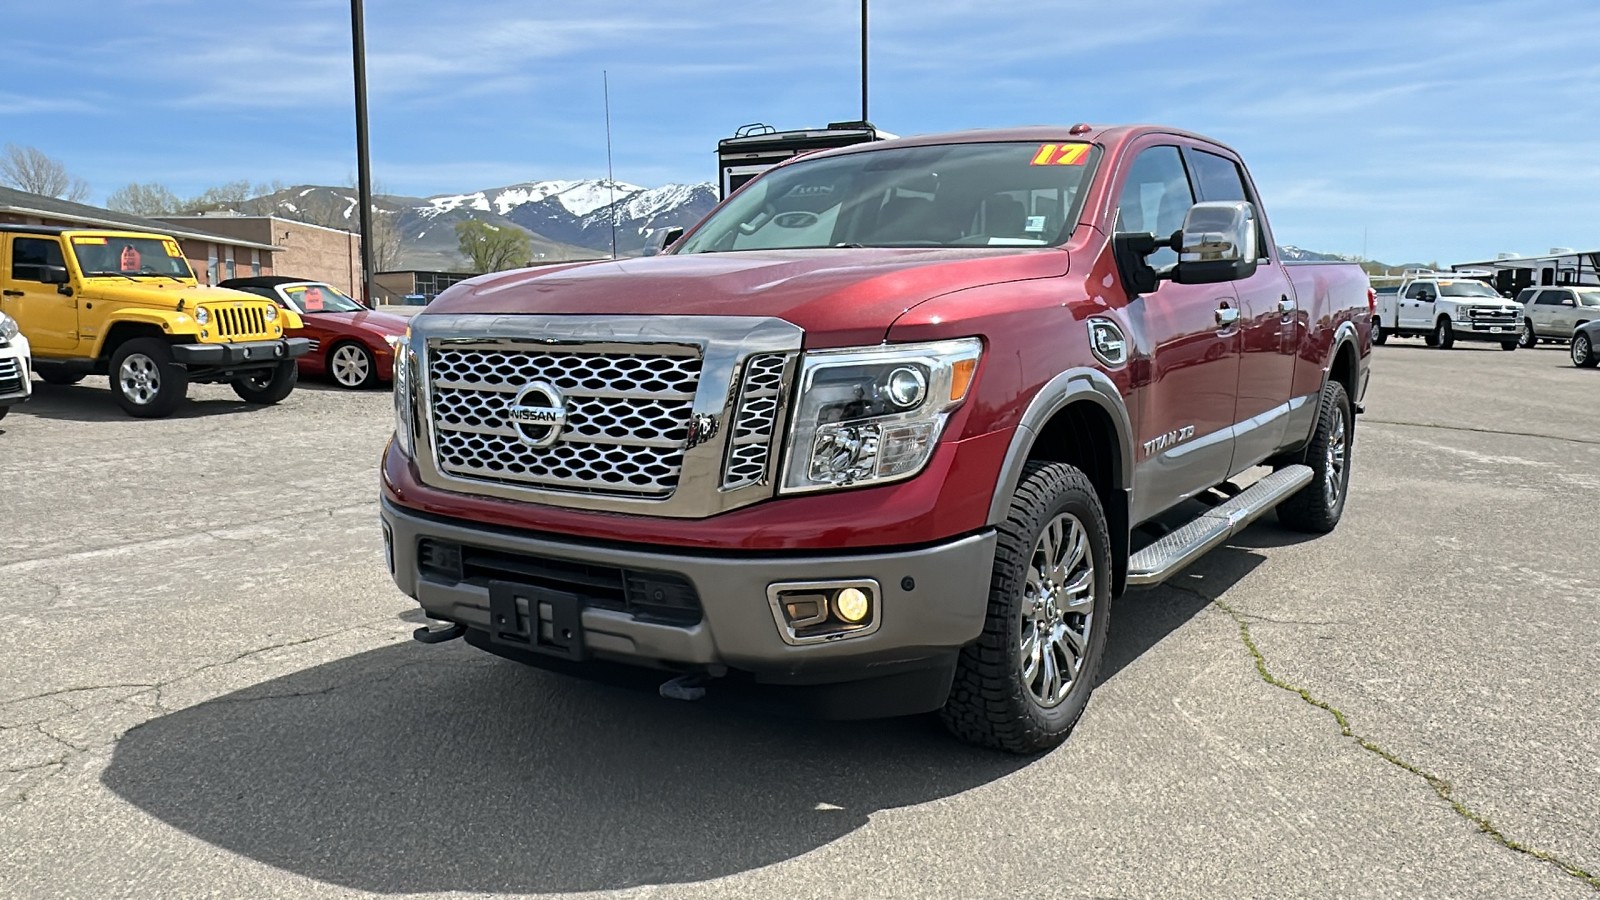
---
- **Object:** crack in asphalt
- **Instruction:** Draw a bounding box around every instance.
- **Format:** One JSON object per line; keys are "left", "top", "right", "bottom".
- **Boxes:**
{"left": 1364, "top": 419, "right": 1600, "bottom": 447}
{"left": 1175, "top": 583, "right": 1600, "bottom": 891}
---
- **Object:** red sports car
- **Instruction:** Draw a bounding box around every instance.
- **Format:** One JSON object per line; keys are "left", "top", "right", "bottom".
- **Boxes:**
{"left": 220, "top": 276, "right": 409, "bottom": 389}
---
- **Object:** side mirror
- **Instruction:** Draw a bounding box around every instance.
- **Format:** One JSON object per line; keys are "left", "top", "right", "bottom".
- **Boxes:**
{"left": 1170, "top": 201, "right": 1259, "bottom": 285}
{"left": 40, "top": 265, "right": 70, "bottom": 285}
{"left": 1418, "top": 291, "right": 1436, "bottom": 303}
{"left": 644, "top": 225, "right": 685, "bottom": 257}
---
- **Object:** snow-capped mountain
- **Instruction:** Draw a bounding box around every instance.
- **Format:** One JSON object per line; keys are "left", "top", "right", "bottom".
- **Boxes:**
{"left": 1277, "top": 245, "right": 1353, "bottom": 263}
{"left": 421, "top": 179, "right": 649, "bottom": 220}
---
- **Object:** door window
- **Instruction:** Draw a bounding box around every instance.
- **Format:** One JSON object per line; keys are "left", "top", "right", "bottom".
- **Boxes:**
{"left": 1185, "top": 148, "right": 1268, "bottom": 260}
{"left": 1114, "top": 146, "right": 1194, "bottom": 269}
{"left": 10, "top": 237, "right": 66, "bottom": 282}
{"left": 1404, "top": 282, "right": 1434, "bottom": 300}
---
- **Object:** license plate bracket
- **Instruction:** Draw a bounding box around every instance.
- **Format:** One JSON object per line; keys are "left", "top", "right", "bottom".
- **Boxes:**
{"left": 488, "top": 582, "right": 587, "bottom": 661}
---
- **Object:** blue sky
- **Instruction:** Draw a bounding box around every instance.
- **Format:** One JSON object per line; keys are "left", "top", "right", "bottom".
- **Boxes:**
{"left": 4, "top": 0, "right": 1598, "bottom": 264}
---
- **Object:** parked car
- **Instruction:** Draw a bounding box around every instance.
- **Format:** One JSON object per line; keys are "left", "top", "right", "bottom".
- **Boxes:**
{"left": 1571, "top": 319, "right": 1600, "bottom": 368}
{"left": 0, "top": 226, "right": 308, "bottom": 417}
{"left": 1372, "top": 270, "right": 1520, "bottom": 349}
{"left": 1515, "top": 286, "right": 1600, "bottom": 348}
{"left": 219, "top": 276, "right": 408, "bottom": 389}
{"left": 379, "top": 123, "right": 1373, "bottom": 754}
{"left": 0, "top": 309, "right": 31, "bottom": 422}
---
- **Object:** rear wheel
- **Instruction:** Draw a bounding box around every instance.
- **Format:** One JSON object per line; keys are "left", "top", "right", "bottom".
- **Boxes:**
{"left": 1573, "top": 332, "right": 1598, "bottom": 368}
{"left": 1371, "top": 318, "right": 1387, "bottom": 346}
{"left": 109, "top": 338, "right": 188, "bottom": 418}
{"left": 941, "top": 461, "right": 1111, "bottom": 755}
{"left": 1433, "top": 317, "right": 1455, "bottom": 349}
{"left": 1276, "top": 380, "right": 1352, "bottom": 534}
{"left": 1519, "top": 320, "right": 1538, "bottom": 348}
{"left": 34, "top": 363, "right": 84, "bottom": 386}
{"left": 232, "top": 360, "right": 298, "bottom": 404}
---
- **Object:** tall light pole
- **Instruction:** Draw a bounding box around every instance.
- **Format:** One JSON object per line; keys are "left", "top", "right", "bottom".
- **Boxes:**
{"left": 351, "top": 0, "right": 376, "bottom": 302}
{"left": 860, "top": 0, "right": 869, "bottom": 122}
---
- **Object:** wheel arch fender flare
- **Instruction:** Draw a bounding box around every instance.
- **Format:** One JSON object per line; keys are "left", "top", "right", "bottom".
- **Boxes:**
{"left": 986, "top": 367, "right": 1134, "bottom": 527}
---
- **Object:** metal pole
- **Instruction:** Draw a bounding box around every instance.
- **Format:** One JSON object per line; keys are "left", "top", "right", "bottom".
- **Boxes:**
{"left": 604, "top": 70, "right": 617, "bottom": 260}
{"left": 861, "top": 0, "right": 869, "bottom": 122}
{"left": 351, "top": 0, "right": 376, "bottom": 303}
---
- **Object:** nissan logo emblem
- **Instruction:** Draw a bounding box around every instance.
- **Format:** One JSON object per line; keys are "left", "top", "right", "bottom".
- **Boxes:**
{"left": 506, "top": 381, "right": 568, "bottom": 448}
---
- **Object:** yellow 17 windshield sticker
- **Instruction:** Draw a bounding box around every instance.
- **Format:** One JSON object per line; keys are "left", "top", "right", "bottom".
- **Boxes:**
{"left": 1030, "top": 143, "right": 1091, "bottom": 166}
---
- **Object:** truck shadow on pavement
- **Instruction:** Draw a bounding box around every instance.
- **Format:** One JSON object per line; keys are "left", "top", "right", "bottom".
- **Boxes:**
{"left": 100, "top": 525, "right": 1302, "bottom": 894}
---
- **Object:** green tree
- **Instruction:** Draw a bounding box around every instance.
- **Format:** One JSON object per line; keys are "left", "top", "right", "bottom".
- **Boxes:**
{"left": 106, "top": 182, "right": 183, "bottom": 216}
{"left": 455, "top": 220, "right": 530, "bottom": 274}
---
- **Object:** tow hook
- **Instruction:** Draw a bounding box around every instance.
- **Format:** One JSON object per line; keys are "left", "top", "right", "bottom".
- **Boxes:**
{"left": 412, "top": 621, "right": 466, "bottom": 644}
{"left": 659, "top": 673, "right": 710, "bottom": 702}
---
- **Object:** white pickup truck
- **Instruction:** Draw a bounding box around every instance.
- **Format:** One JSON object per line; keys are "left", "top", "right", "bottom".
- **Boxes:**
{"left": 1372, "top": 271, "right": 1521, "bottom": 350}
{"left": 0, "top": 310, "right": 32, "bottom": 423}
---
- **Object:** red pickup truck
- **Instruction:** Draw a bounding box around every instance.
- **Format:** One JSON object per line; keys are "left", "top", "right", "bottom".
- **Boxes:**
{"left": 380, "top": 124, "right": 1372, "bottom": 753}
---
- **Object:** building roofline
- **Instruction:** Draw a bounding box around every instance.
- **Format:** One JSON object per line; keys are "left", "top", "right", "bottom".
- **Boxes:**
{"left": 159, "top": 214, "right": 360, "bottom": 238}
{"left": 0, "top": 202, "right": 280, "bottom": 252}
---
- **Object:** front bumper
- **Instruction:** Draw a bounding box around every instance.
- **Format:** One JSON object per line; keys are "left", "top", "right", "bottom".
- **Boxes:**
{"left": 172, "top": 337, "right": 312, "bottom": 368}
{"left": 381, "top": 498, "right": 995, "bottom": 693}
{"left": 0, "top": 336, "right": 32, "bottom": 406}
{"left": 1454, "top": 321, "right": 1519, "bottom": 341}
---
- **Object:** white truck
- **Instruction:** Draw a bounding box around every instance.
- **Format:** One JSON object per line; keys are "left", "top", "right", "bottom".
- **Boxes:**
{"left": 0, "top": 309, "right": 31, "bottom": 423}
{"left": 1371, "top": 270, "right": 1522, "bottom": 350}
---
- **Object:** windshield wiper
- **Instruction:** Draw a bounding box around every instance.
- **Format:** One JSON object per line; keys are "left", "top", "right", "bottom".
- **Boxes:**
{"left": 84, "top": 271, "right": 139, "bottom": 282}
{"left": 137, "top": 272, "right": 185, "bottom": 283}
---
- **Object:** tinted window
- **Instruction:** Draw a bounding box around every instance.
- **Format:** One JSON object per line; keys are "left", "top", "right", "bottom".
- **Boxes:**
{"left": 1576, "top": 289, "right": 1600, "bottom": 308}
{"left": 1114, "top": 146, "right": 1194, "bottom": 268}
{"left": 1405, "top": 282, "right": 1434, "bottom": 299}
{"left": 1514, "top": 289, "right": 1538, "bottom": 304}
{"left": 1186, "top": 149, "right": 1268, "bottom": 260}
{"left": 1534, "top": 290, "right": 1563, "bottom": 306}
{"left": 11, "top": 237, "right": 65, "bottom": 282}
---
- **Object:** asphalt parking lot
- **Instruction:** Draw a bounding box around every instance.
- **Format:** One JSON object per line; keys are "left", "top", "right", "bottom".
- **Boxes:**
{"left": 2, "top": 341, "right": 1597, "bottom": 899}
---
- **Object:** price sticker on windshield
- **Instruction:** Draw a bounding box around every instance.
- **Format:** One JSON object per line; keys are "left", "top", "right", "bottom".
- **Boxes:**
{"left": 1030, "top": 143, "right": 1091, "bottom": 166}
{"left": 162, "top": 240, "right": 182, "bottom": 257}
{"left": 72, "top": 236, "right": 107, "bottom": 245}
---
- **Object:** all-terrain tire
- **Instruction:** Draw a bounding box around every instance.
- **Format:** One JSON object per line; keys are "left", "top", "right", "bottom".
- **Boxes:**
{"left": 940, "top": 461, "right": 1112, "bottom": 755}
{"left": 232, "top": 360, "right": 299, "bottom": 405}
{"left": 1276, "top": 380, "right": 1352, "bottom": 534}
{"left": 109, "top": 337, "right": 188, "bottom": 418}
{"left": 1434, "top": 317, "right": 1455, "bottom": 349}
{"left": 1518, "top": 320, "right": 1538, "bottom": 348}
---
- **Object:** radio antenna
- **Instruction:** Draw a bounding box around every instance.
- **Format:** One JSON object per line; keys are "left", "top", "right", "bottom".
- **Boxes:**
{"left": 604, "top": 69, "right": 617, "bottom": 260}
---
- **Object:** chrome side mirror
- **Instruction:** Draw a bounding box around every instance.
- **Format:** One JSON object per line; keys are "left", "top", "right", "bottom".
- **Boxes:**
{"left": 1171, "top": 201, "right": 1259, "bottom": 285}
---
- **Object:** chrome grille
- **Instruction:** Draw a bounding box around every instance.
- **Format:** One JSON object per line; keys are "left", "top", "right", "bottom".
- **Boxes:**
{"left": 213, "top": 305, "right": 268, "bottom": 339}
{"left": 1468, "top": 307, "right": 1517, "bottom": 323}
{"left": 723, "top": 353, "right": 790, "bottom": 489}
{"left": 0, "top": 356, "right": 20, "bottom": 395}
{"left": 428, "top": 345, "right": 702, "bottom": 497}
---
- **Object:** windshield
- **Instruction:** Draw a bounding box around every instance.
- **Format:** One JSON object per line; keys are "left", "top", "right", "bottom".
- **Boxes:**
{"left": 677, "top": 141, "right": 1100, "bottom": 253}
{"left": 1576, "top": 289, "right": 1600, "bottom": 308}
{"left": 1437, "top": 280, "right": 1500, "bottom": 298}
{"left": 281, "top": 283, "right": 364, "bottom": 313}
{"left": 71, "top": 235, "right": 194, "bottom": 279}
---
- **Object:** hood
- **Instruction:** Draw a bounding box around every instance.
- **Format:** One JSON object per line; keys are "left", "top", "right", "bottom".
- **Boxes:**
{"left": 304, "top": 308, "right": 411, "bottom": 336}
{"left": 1440, "top": 295, "right": 1517, "bottom": 309}
{"left": 80, "top": 280, "right": 267, "bottom": 309}
{"left": 424, "top": 248, "right": 1070, "bottom": 346}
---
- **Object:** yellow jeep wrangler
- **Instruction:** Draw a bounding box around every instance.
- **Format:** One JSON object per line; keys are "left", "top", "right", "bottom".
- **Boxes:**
{"left": 0, "top": 226, "right": 310, "bottom": 417}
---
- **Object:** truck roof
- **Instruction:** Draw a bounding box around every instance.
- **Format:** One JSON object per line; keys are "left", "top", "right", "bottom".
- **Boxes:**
{"left": 790, "top": 124, "right": 1244, "bottom": 161}
{"left": 0, "top": 224, "right": 176, "bottom": 240}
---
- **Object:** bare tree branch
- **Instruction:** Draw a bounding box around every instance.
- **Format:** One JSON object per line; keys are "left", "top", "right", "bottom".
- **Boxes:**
{"left": 1, "top": 144, "right": 90, "bottom": 201}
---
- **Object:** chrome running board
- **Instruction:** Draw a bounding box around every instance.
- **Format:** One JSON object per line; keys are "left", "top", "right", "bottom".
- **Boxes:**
{"left": 1126, "top": 465, "right": 1314, "bottom": 587}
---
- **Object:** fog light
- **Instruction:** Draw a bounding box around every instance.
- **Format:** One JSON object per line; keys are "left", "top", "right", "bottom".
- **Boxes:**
{"left": 834, "top": 587, "right": 870, "bottom": 623}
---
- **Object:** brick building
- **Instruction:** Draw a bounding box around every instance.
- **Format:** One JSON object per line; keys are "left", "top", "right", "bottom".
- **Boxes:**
{"left": 159, "top": 214, "right": 362, "bottom": 298}
{"left": 0, "top": 186, "right": 278, "bottom": 282}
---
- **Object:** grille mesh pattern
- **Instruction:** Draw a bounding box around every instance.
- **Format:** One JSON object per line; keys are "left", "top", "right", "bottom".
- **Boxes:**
{"left": 722, "top": 353, "right": 788, "bottom": 489}
{"left": 428, "top": 346, "right": 702, "bottom": 496}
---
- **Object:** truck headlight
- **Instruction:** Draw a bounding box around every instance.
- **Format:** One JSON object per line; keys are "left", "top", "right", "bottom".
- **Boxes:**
{"left": 392, "top": 335, "right": 415, "bottom": 456}
{"left": 264, "top": 304, "right": 278, "bottom": 322}
{"left": 0, "top": 312, "right": 18, "bottom": 342}
{"left": 194, "top": 307, "right": 209, "bottom": 326}
{"left": 780, "top": 338, "right": 981, "bottom": 493}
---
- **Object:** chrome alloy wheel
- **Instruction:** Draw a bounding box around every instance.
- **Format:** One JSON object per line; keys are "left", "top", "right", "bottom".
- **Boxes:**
{"left": 1574, "top": 334, "right": 1592, "bottom": 366}
{"left": 118, "top": 353, "right": 160, "bottom": 406}
{"left": 1324, "top": 403, "right": 1348, "bottom": 509}
{"left": 1020, "top": 513, "right": 1096, "bottom": 708}
{"left": 330, "top": 344, "right": 371, "bottom": 387}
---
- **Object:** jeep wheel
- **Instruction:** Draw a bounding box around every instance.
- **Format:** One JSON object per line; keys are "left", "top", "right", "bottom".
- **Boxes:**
{"left": 1519, "top": 320, "right": 1538, "bottom": 348}
{"left": 1573, "top": 332, "right": 1598, "bottom": 368}
{"left": 35, "top": 363, "right": 84, "bottom": 386}
{"left": 1276, "top": 380, "right": 1352, "bottom": 534}
{"left": 1371, "top": 318, "right": 1387, "bottom": 346}
{"left": 940, "top": 461, "right": 1111, "bottom": 754}
{"left": 1433, "top": 318, "right": 1455, "bottom": 349}
{"left": 328, "top": 341, "right": 378, "bottom": 389}
{"left": 232, "top": 360, "right": 299, "bottom": 404}
{"left": 110, "top": 338, "right": 188, "bottom": 418}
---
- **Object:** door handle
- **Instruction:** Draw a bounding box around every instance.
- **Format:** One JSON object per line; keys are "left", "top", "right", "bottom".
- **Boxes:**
{"left": 1, "top": 290, "right": 22, "bottom": 297}
{"left": 1278, "top": 296, "right": 1296, "bottom": 316}
{"left": 1215, "top": 305, "right": 1240, "bottom": 327}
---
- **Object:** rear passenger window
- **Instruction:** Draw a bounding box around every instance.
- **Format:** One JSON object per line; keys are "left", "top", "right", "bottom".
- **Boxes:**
{"left": 1534, "top": 291, "right": 1563, "bottom": 306}
{"left": 1114, "top": 146, "right": 1194, "bottom": 269}
{"left": 10, "top": 237, "right": 66, "bottom": 282}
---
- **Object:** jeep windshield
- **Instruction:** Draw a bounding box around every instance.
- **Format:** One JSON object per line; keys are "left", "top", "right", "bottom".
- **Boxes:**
{"left": 71, "top": 235, "right": 195, "bottom": 279}
{"left": 676, "top": 141, "right": 1100, "bottom": 253}
{"left": 1437, "top": 281, "right": 1500, "bottom": 298}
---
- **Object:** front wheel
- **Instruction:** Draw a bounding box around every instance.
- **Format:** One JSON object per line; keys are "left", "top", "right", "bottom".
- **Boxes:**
{"left": 1574, "top": 332, "right": 1598, "bottom": 368}
{"left": 1371, "top": 318, "right": 1388, "bottom": 346}
{"left": 1519, "top": 320, "right": 1538, "bottom": 348}
{"left": 1500, "top": 340, "right": 1517, "bottom": 351}
{"left": 1276, "top": 380, "right": 1352, "bottom": 534}
{"left": 1434, "top": 318, "right": 1455, "bottom": 349}
{"left": 232, "top": 361, "right": 298, "bottom": 404}
{"left": 327, "top": 342, "right": 378, "bottom": 389}
{"left": 109, "top": 337, "right": 189, "bottom": 418}
{"left": 941, "top": 461, "right": 1112, "bottom": 754}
